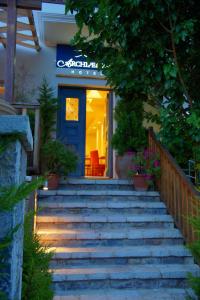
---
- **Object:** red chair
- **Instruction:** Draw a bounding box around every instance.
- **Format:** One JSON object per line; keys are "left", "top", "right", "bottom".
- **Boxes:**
{"left": 90, "top": 150, "right": 105, "bottom": 176}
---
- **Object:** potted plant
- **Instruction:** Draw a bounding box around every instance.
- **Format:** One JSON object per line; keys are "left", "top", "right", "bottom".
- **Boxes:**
{"left": 129, "top": 149, "right": 160, "bottom": 191}
{"left": 41, "top": 140, "right": 78, "bottom": 189}
{"left": 111, "top": 98, "right": 147, "bottom": 179}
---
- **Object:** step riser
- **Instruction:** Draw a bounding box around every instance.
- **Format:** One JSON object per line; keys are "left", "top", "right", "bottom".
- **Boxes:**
{"left": 41, "top": 238, "right": 183, "bottom": 247}
{"left": 39, "top": 195, "right": 160, "bottom": 202}
{"left": 50, "top": 256, "right": 193, "bottom": 267}
{"left": 52, "top": 278, "right": 188, "bottom": 291}
{"left": 59, "top": 184, "right": 134, "bottom": 190}
{"left": 52, "top": 289, "right": 192, "bottom": 300}
{"left": 37, "top": 222, "right": 174, "bottom": 230}
{"left": 38, "top": 207, "right": 167, "bottom": 215}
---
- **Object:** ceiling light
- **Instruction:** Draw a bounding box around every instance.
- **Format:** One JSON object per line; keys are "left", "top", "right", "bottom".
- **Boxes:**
{"left": 87, "top": 90, "right": 102, "bottom": 99}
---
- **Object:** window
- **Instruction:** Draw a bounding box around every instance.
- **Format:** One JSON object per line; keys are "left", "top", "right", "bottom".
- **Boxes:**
{"left": 66, "top": 98, "right": 79, "bottom": 121}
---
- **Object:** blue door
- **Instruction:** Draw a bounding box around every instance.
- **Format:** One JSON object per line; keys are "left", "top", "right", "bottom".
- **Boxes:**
{"left": 57, "top": 87, "right": 86, "bottom": 176}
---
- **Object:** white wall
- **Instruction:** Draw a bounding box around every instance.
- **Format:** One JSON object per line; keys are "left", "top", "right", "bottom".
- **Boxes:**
{"left": 0, "top": 43, "right": 56, "bottom": 100}
{"left": 0, "top": 42, "right": 108, "bottom": 101}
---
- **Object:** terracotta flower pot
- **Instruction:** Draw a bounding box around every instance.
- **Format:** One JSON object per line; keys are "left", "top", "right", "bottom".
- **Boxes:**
{"left": 133, "top": 174, "right": 149, "bottom": 191}
{"left": 116, "top": 151, "right": 134, "bottom": 179}
{"left": 47, "top": 174, "right": 59, "bottom": 190}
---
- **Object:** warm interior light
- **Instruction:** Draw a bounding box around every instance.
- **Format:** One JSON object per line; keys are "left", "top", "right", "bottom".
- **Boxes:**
{"left": 66, "top": 98, "right": 79, "bottom": 121}
{"left": 85, "top": 90, "right": 109, "bottom": 177}
{"left": 87, "top": 90, "right": 102, "bottom": 99}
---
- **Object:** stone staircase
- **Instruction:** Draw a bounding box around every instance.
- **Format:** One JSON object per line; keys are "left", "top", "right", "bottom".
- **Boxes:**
{"left": 36, "top": 179, "right": 200, "bottom": 300}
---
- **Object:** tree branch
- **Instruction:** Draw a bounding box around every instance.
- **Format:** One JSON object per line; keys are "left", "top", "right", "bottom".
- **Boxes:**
{"left": 168, "top": 10, "right": 192, "bottom": 107}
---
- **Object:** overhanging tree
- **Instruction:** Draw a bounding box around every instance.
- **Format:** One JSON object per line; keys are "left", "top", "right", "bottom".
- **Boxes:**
{"left": 66, "top": 0, "right": 200, "bottom": 164}
{"left": 66, "top": 0, "right": 200, "bottom": 104}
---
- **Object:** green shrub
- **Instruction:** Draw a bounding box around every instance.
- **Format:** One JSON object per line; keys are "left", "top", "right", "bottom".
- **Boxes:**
{"left": 0, "top": 177, "right": 45, "bottom": 299}
{"left": 111, "top": 99, "right": 147, "bottom": 155}
{"left": 38, "top": 78, "right": 58, "bottom": 146}
{"left": 22, "top": 213, "right": 53, "bottom": 300}
{"left": 41, "top": 140, "right": 78, "bottom": 176}
{"left": 159, "top": 106, "right": 200, "bottom": 169}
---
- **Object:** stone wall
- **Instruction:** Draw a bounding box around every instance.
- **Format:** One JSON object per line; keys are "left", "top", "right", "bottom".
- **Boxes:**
{"left": 0, "top": 116, "right": 33, "bottom": 300}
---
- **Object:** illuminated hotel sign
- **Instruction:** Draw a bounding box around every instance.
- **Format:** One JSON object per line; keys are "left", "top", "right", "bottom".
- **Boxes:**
{"left": 56, "top": 45, "right": 105, "bottom": 78}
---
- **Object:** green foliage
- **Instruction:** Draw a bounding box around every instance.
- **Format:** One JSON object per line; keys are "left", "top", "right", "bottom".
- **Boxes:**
{"left": 65, "top": 0, "right": 200, "bottom": 168}
{"left": 0, "top": 177, "right": 44, "bottom": 211}
{"left": 38, "top": 78, "right": 58, "bottom": 146}
{"left": 65, "top": 0, "right": 200, "bottom": 108}
{"left": 22, "top": 213, "right": 53, "bottom": 300}
{"left": 0, "top": 134, "right": 23, "bottom": 156}
{"left": 143, "top": 111, "right": 161, "bottom": 126}
{"left": 159, "top": 104, "right": 200, "bottom": 168}
{"left": 111, "top": 99, "right": 147, "bottom": 155}
{"left": 0, "top": 177, "right": 44, "bottom": 299}
{"left": 42, "top": 140, "right": 78, "bottom": 176}
{"left": 187, "top": 211, "right": 200, "bottom": 298}
{"left": 0, "top": 226, "right": 20, "bottom": 300}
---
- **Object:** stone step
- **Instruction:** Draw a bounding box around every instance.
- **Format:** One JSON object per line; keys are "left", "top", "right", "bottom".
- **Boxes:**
{"left": 53, "top": 288, "right": 195, "bottom": 300}
{"left": 49, "top": 245, "right": 193, "bottom": 267}
{"left": 38, "top": 195, "right": 160, "bottom": 203}
{"left": 59, "top": 182, "right": 134, "bottom": 191}
{"left": 37, "top": 221, "right": 172, "bottom": 231}
{"left": 39, "top": 190, "right": 159, "bottom": 196}
{"left": 61, "top": 179, "right": 132, "bottom": 185}
{"left": 38, "top": 200, "right": 165, "bottom": 209}
{"left": 37, "top": 214, "right": 174, "bottom": 230}
{"left": 37, "top": 213, "right": 173, "bottom": 224}
{"left": 38, "top": 200, "right": 166, "bottom": 215}
{"left": 38, "top": 228, "right": 183, "bottom": 247}
{"left": 38, "top": 190, "right": 160, "bottom": 202}
{"left": 52, "top": 264, "right": 200, "bottom": 290}
{"left": 60, "top": 180, "right": 134, "bottom": 190}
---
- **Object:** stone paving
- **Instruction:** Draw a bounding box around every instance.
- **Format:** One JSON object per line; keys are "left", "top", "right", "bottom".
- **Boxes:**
{"left": 36, "top": 179, "right": 200, "bottom": 299}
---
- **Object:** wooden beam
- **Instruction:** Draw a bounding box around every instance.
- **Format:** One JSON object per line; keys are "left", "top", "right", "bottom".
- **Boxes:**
{"left": 0, "top": 8, "right": 30, "bottom": 18}
{"left": 0, "top": 10, "right": 6, "bottom": 19}
{"left": 5, "top": 0, "right": 17, "bottom": 104}
{"left": 16, "top": 39, "right": 38, "bottom": 50}
{"left": 0, "top": 36, "right": 39, "bottom": 50}
{"left": 17, "top": 21, "right": 34, "bottom": 31}
{"left": 0, "top": 23, "right": 34, "bottom": 32}
{"left": 26, "top": 10, "right": 41, "bottom": 51}
{"left": 17, "top": 9, "right": 30, "bottom": 17}
{"left": 0, "top": 0, "right": 42, "bottom": 10}
{"left": 0, "top": 35, "right": 6, "bottom": 48}
{"left": 0, "top": 26, "right": 7, "bottom": 33}
{"left": 16, "top": 32, "right": 35, "bottom": 41}
{"left": 0, "top": 14, "right": 7, "bottom": 23}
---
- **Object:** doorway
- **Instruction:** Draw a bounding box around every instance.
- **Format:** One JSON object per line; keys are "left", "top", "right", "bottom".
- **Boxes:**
{"left": 85, "top": 90, "right": 109, "bottom": 177}
{"left": 57, "top": 87, "right": 112, "bottom": 177}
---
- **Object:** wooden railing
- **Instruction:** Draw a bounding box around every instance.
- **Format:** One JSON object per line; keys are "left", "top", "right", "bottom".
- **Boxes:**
{"left": 148, "top": 128, "right": 200, "bottom": 243}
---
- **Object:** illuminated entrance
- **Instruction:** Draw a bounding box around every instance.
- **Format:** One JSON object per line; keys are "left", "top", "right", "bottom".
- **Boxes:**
{"left": 57, "top": 87, "right": 112, "bottom": 177}
{"left": 85, "top": 90, "right": 109, "bottom": 177}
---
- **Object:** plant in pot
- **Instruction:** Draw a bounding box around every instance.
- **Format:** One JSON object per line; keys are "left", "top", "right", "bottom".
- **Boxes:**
{"left": 129, "top": 149, "right": 160, "bottom": 191}
{"left": 111, "top": 97, "right": 147, "bottom": 179}
{"left": 41, "top": 140, "right": 78, "bottom": 189}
